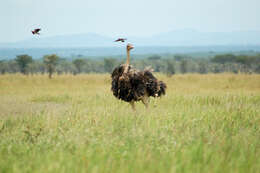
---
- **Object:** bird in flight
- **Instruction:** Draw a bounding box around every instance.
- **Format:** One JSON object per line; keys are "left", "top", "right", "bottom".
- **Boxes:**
{"left": 114, "top": 38, "right": 127, "bottom": 42}
{"left": 32, "top": 28, "right": 41, "bottom": 35}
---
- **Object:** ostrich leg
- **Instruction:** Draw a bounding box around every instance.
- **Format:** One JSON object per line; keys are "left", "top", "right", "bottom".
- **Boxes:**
{"left": 130, "top": 101, "right": 136, "bottom": 111}
{"left": 141, "top": 95, "right": 149, "bottom": 108}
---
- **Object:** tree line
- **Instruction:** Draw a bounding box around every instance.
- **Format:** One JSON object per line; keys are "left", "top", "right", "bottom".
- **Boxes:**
{"left": 0, "top": 53, "right": 260, "bottom": 77}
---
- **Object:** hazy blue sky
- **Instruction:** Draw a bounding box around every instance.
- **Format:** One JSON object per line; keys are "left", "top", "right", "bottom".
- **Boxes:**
{"left": 0, "top": 0, "right": 259, "bottom": 42}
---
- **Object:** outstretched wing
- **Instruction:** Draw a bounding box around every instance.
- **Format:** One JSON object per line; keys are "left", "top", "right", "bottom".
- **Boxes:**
{"left": 114, "top": 38, "right": 121, "bottom": 42}
{"left": 114, "top": 38, "right": 127, "bottom": 42}
{"left": 35, "top": 28, "right": 41, "bottom": 33}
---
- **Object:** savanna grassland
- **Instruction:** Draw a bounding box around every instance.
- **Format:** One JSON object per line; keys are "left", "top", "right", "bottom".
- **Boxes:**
{"left": 0, "top": 74, "right": 259, "bottom": 173}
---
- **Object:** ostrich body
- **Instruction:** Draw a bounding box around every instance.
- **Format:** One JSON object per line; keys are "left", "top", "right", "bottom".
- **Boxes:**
{"left": 111, "top": 44, "right": 166, "bottom": 110}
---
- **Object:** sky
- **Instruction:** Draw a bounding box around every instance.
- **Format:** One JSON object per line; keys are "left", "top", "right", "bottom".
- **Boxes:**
{"left": 0, "top": 0, "right": 259, "bottom": 42}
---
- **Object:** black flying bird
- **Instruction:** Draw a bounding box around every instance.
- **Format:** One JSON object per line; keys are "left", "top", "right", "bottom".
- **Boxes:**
{"left": 32, "top": 28, "right": 41, "bottom": 35}
{"left": 114, "top": 38, "right": 127, "bottom": 42}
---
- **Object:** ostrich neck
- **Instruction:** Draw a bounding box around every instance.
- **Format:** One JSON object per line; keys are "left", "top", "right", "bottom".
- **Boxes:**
{"left": 126, "top": 49, "right": 130, "bottom": 65}
{"left": 124, "top": 49, "right": 130, "bottom": 73}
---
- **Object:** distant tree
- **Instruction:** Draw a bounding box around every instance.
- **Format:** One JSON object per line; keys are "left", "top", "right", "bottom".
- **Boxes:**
{"left": 174, "top": 54, "right": 190, "bottom": 61}
{"left": 211, "top": 64, "right": 222, "bottom": 73}
{"left": 147, "top": 55, "right": 162, "bottom": 72}
{"left": 27, "top": 61, "right": 45, "bottom": 75}
{"left": 188, "top": 60, "right": 197, "bottom": 73}
{"left": 255, "top": 64, "right": 260, "bottom": 74}
{"left": 236, "top": 55, "right": 260, "bottom": 72}
{"left": 0, "top": 60, "right": 7, "bottom": 74}
{"left": 15, "top": 54, "right": 33, "bottom": 74}
{"left": 7, "top": 60, "right": 19, "bottom": 73}
{"left": 198, "top": 62, "right": 207, "bottom": 74}
{"left": 82, "top": 59, "right": 94, "bottom": 73}
{"left": 148, "top": 55, "right": 161, "bottom": 60}
{"left": 180, "top": 60, "right": 188, "bottom": 74}
{"left": 73, "top": 59, "right": 86, "bottom": 74}
{"left": 43, "top": 54, "right": 59, "bottom": 78}
{"left": 57, "top": 59, "right": 76, "bottom": 74}
{"left": 104, "top": 58, "right": 118, "bottom": 73}
{"left": 211, "top": 54, "right": 237, "bottom": 64}
{"left": 166, "top": 60, "right": 175, "bottom": 77}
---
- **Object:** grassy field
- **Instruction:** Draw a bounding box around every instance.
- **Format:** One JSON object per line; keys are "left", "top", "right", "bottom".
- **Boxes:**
{"left": 0, "top": 74, "right": 259, "bottom": 173}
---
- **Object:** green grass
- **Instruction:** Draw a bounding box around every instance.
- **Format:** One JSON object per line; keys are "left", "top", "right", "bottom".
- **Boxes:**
{"left": 0, "top": 74, "right": 259, "bottom": 173}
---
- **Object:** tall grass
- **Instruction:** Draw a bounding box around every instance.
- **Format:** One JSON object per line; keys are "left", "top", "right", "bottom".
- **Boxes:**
{"left": 0, "top": 74, "right": 259, "bottom": 173}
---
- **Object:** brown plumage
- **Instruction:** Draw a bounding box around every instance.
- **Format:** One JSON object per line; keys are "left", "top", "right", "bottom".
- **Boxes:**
{"left": 32, "top": 28, "right": 41, "bottom": 35}
{"left": 111, "top": 44, "right": 166, "bottom": 110}
{"left": 114, "top": 38, "right": 127, "bottom": 42}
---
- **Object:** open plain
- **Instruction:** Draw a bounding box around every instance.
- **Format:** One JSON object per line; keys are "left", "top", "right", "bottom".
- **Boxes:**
{"left": 0, "top": 74, "right": 259, "bottom": 173}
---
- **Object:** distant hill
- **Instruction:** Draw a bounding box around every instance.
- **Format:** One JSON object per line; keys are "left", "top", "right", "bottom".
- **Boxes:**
{"left": 0, "top": 33, "right": 113, "bottom": 48}
{"left": 1, "top": 45, "right": 260, "bottom": 60}
{"left": 143, "top": 30, "right": 260, "bottom": 46}
{"left": 1, "top": 30, "right": 260, "bottom": 59}
{"left": 1, "top": 30, "right": 260, "bottom": 48}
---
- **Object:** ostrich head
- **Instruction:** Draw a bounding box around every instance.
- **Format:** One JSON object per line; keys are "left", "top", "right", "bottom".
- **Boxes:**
{"left": 127, "top": 44, "right": 134, "bottom": 51}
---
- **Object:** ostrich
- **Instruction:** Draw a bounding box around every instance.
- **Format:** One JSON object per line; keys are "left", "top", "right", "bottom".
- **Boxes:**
{"left": 111, "top": 43, "right": 166, "bottom": 110}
